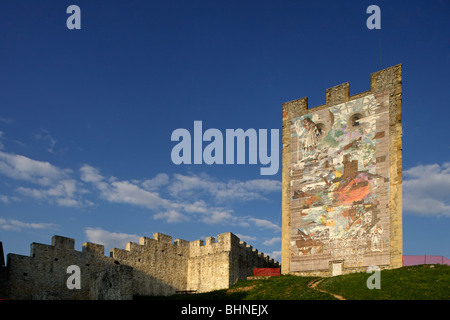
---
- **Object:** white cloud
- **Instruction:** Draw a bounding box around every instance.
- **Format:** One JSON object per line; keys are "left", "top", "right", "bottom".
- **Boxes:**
{"left": 16, "top": 179, "right": 88, "bottom": 208}
{"left": 141, "top": 173, "right": 170, "bottom": 191}
{"left": 262, "top": 237, "right": 281, "bottom": 246}
{"left": 269, "top": 250, "right": 281, "bottom": 262}
{"left": 168, "top": 173, "right": 281, "bottom": 203}
{"left": 80, "top": 165, "right": 173, "bottom": 211}
{"left": 0, "top": 194, "right": 20, "bottom": 204}
{"left": 153, "top": 210, "right": 188, "bottom": 223}
{"left": 0, "top": 153, "right": 282, "bottom": 229}
{"left": 84, "top": 227, "right": 140, "bottom": 251}
{"left": 403, "top": 163, "right": 450, "bottom": 217}
{"left": 0, "top": 217, "right": 59, "bottom": 232}
{"left": 80, "top": 164, "right": 105, "bottom": 184}
{"left": 79, "top": 165, "right": 282, "bottom": 228}
{"left": 180, "top": 200, "right": 209, "bottom": 214}
{"left": 0, "top": 151, "right": 70, "bottom": 186}
{"left": 248, "top": 218, "right": 281, "bottom": 231}
{"left": 234, "top": 234, "right": 257, "bottom": 242}
{"left": 107, "top": 180, "right": 172, "bottom": 209}
{"left": 0, "top": 151, "right": 88, "bottom": 207}
{"left": 201, "top": 209, "right": 235, "bottom": 225}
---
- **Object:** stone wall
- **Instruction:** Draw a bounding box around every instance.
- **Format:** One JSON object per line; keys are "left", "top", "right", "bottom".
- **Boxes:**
{"left": 0, "top": 232, "right": 279, "bottom": 299}
{"left": 281, "top": 64, "right": 402, "bottom": 276}
{"left": 110, "top": 233, "right": 190, "bottom": 297}
{"left": 2, "top": 236, "right": 133, "bottom": 300}
{"left": 187, "top": 233, "right": 235, "bottom": 293}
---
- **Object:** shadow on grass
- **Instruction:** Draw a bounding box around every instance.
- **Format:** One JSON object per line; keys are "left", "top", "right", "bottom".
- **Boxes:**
{"left": 136, "top": 265, "right": 450, "bottom": 301}
{"left": 135, "top": 275, "right": 337, "bottom": 300}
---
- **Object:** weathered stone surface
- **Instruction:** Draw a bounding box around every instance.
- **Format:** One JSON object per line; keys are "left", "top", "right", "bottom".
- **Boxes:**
{"left": 281, "top": 64, "right": 402, "bottom": 276}
{"left": 1, "top": 232, "right": 279, "bottom": 299}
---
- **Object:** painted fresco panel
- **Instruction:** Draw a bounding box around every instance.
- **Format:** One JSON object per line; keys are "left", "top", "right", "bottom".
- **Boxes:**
{"left": 289, "top": 94, "right": 390, "bottom": 271}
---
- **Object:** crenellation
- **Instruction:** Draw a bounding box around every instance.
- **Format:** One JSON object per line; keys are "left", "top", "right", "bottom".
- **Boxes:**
{"left": 174, "top": 238, "right": 189, "bottom": 246}
{"left": 282, "top": 64, "right": 402, "bottom": 276}
{"left": 51, "top": 235, "right": 75, "bottom": 250}
{"left": 30, "top": 242, "right": 54, "bottom": 258}
{"left": 326, "top": 82, "right": 349, "bottom": 106}
{"left": 139, "top": 236, "right": 156, "bottom": 247}
{"left": 218, "top": 232, "right": 239, "bottom": 246}
{"left": 153, "top": 232, "right": 172, "bottom": 244}
{"left": 190, "top": 239, "right": 204, "bottom": 247}
{"left": 110, "top": 248, "right": 128, "bottom": 260}
{"left": 82, "top": 242, "right": 104, "bottom": 256}
{"left": 2, "top": 231, "right": 279, "bottom": 299}
{"left": 125, "top": 241, "right": 140, "bottom": 252}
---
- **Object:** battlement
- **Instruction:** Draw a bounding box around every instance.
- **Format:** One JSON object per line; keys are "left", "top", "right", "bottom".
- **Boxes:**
{"left": 239, "top": 240, "right": 275, "bottom": 264}
{"left": 2, "top": 231, "right": 279, "bottom": 299}
{"left": 120, "top": 232, "right": 242, "bottom": 250}
{"left": 283, "top": 64, "right": 402, "bottom": 118}
{"left": 52, "top": 235, "right": 75, "bottom": 250}
{"left": 83, "top": 242, "right": 105, "bottom": 256}
{"left": 281, "top": 64, "right": 403, "bottom": 276}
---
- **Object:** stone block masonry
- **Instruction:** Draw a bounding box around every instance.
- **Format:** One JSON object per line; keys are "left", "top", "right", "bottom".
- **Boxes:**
{"left": 0, "top": 232, "right": 279, "bottom": 300}
{"left": 281, "top": 64, "right": 402, "bottom": 277}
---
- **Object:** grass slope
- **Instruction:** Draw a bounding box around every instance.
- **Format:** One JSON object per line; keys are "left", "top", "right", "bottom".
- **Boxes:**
{"left": 318, "top": 264, "right": 450, "bottom": 300}
{"left": 138, "top": 275, "right": 335, "bottom": 300}
{"left": 137, "top": 264, "right": 450, "bottom": 300}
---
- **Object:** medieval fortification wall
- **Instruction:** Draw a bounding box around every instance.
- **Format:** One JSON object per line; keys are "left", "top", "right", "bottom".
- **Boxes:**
{"left": 0, "top": 232, "right": 279, "bottom": 300}
{"left": 281, "top": 64, "right": 403, "bottom": 277}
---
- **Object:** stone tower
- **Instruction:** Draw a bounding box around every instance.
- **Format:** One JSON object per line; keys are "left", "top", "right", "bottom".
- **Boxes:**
{"left": 281, "top": 64, "right": 403, "bottom": 276}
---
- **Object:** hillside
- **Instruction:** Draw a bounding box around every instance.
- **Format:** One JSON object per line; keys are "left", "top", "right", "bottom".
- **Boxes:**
{"left": 139, "top": 264, "right": 450, "bottom": 300}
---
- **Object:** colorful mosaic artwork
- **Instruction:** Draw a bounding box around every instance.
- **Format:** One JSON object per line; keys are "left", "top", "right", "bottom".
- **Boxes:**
{"left": 289, "top": 94, "right": 391, "bottom": 271}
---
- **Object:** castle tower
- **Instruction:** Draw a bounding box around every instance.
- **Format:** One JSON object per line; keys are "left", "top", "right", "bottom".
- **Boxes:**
{"left": 281, "top": 64, "right": 403, "bottom": 276}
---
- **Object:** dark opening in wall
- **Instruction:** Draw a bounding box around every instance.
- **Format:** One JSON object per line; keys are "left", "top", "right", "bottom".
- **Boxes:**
{"left": 350, "top": 113, "right": 363, "bottom": 127}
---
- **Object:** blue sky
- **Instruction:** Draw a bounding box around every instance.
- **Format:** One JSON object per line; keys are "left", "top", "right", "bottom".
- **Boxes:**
{"left": 0, "top": 0, "right": 449, "bottom": 262}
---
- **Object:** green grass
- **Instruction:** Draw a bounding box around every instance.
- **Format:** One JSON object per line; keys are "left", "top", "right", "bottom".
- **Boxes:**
{"left": 318, "top": 264, "right": 450, "bottom": 300}
{"left": 136, "top": 264, "right": 450, "bottom": 300}
{"left": 137, "top": 275, "right": 335, "bottom": 300}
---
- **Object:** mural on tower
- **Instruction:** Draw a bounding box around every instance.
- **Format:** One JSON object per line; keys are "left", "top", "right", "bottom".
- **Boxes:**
{"left": 289, "top": 93, "right": 391, "bottom": 271}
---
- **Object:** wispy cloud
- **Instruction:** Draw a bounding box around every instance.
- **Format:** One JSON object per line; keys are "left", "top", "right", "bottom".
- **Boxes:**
{"left": 0, "top": 147, "right": 282, "bottom": 230}
{"left": 0, "top": 194, "right": 20, "bottom": 204}
{"left": 0, "top": 217, "right": 59, "bottom": 232}
{"left": 80, "top": 164, "right": 173, "bottom": 210}
{"left": 79, "top": 165, "right": 281, "bottom": 230}
{"left": 153, "top": 210, "right": 188, "bottom": 223}
{"left": 0, "top": 116, "right": 13, "bottom": 125}
{"left": 168, "top": 173, "right": 281, "bottom": 203}
{"left": 262, "top": 237, "right": 281, "bottom": 246}
{"left": 0, "top": 151, "right": 89, "bottom": 207}
{"left": 234, "top": 234, "right": 257, "bottom": 242}
{"left": 0, "top": 131, "right": 4, "bottom": 150}
{"left": 248, "top": 218, "right": 281, "bottom": 231}
{"left": 403, "top": 162, "right": 450, "bottom": 217}
{"left": 141, "top": 173, "right": 170, "bottom": 191}
{"left": 16, "top": 179, "right": 88, "bottom": 207}
{"left": 84, "top": 227, "right": 140, "bottom": 251}
{"left": 0, "top": 151, "right": 70, "bottom": 186}
{"left": 35, "top": 128, "right": 57, "bottom": 153}
{"left": 269, "top": 250, "right": 281, "bottom": 261}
